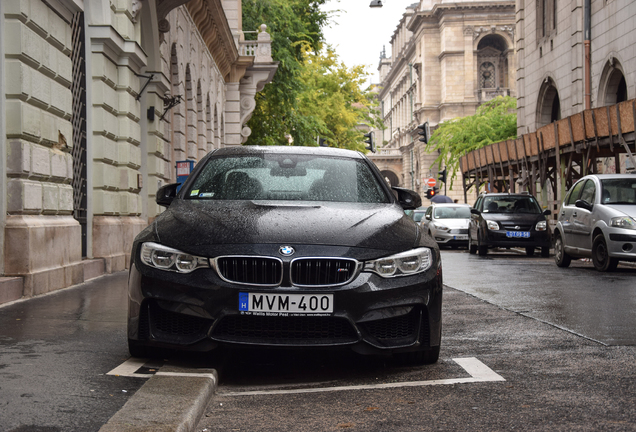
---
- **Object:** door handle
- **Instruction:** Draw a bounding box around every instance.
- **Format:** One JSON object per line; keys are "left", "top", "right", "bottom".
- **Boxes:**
{"left": 572, "top": 212, "right": 577, "bottom": 217}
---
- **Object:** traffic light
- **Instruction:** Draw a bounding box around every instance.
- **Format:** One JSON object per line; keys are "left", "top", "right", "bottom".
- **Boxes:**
{"left": 417, "top": 122, "right": 430, "bottom": 144}
{"left": 364, "top": 131, "right": 375, "bottom": 153}
{"left": 426, "top": 187, "right": 436, "bottom": 199}
{"left": 438, "top": 168, "right": 447, "bottom": 184}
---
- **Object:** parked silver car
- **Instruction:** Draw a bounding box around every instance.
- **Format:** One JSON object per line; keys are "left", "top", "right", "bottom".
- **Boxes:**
{"left": 422, "top": 203, "right": 471, "bottom": 248}
{"left": 554, "top": 174, "right": 636, "bottom": 271}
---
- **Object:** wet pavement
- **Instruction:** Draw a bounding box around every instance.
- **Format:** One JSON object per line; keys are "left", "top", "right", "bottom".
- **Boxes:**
{"left": 440, "top": 249, "right": 636, "bottom": 346}
{"left": 0, "top": 272, "right": 143, "bottom": 432}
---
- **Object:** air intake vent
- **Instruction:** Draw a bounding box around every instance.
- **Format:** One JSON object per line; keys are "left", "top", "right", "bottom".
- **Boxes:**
{"left": 212, "top": 315, "right": 358, "bottom": 345}
{"left": 291, "top": 258, "right": 359, "bottom": 286}
{"left": 214, "top": 256, "right": 283, "bottom": 286}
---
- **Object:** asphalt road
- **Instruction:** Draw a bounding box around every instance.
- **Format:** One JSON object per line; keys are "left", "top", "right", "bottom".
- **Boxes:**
{"left": 195, "top": 249, "right": 636, "bottom": 432}
{"left": 440, "top": 248, "right": 636, "bottom": 346}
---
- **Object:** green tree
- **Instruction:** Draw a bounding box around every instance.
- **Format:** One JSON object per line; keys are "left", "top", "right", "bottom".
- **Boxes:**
{"left": 426, "top": 95, "right": 517, "bottom": 186}
{"left": 242, "top": 0, "right": 381, "bottom": 150}
{"left": 297, "top": 46, "right": 382, "bottom": 151}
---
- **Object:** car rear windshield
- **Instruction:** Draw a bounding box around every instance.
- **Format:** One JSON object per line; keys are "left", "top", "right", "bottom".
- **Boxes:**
{"left": 184, "top": 153, "right": 390, "bottom": 203}
{"left": 483, "top": 196, "right": 541, "bottom": 214}
{"left": 434, "top": 207, "right": 471, "bottom": 219}
{"left": 600, "top": 179, "right": 636, "bottom": 204}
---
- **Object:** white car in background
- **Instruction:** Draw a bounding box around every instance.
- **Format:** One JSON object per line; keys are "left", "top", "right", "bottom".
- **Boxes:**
{"left": 554, "top": 174, "right": 636, "bottom": 271}
{"left": 422, "top": 203, "right": 471, "bottom": 248}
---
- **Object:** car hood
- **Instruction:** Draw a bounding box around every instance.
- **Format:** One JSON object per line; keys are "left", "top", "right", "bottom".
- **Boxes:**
{"left": 433, "top": 218, "right": 470, "bottom": 229}
{"left": 481, "top": 212, "right": 545, "bottom": 224}
{"left": 604, "top": 204, "right": 636, "bottom": 218}
{"left": 152, "top": 199, "right": 418, "bottom": 252}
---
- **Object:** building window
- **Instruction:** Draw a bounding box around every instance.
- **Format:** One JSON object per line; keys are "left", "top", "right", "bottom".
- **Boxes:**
{"left": 480, "top": 62, "right": 496, "bottom": 89}
{"left": 537, "top": 0, "right": 557, "bottom": 39}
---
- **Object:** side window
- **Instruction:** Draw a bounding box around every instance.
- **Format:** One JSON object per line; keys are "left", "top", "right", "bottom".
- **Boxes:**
{"left": 579, "top": 180, "right": 597, "bottom": 204}
{"left": 565, "top": 180, "right": 585, "bottom": 206}
{"left": 425, "top": 207, "right": 433, "bottom": 219}
{"left": 474, "top": 196, "right": 483, "bottom": 211}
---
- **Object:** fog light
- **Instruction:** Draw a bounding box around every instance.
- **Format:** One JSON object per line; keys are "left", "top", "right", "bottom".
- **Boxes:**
{"left": 622, "top": 243, "right": 633, "bottom": 252}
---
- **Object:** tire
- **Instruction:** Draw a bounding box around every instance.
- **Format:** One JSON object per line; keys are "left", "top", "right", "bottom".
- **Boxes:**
{"left": 525, "top": 247, "right": 535, "bottom": 256}
{"left": 592, "top": 234, "right": 619, "bottom": 272}
{"left": 395, "top": 346, "right": 440, "bottom": 366}
{"left": 477, "top": 232, "right": 488, "bottom": 256}
{"left": 554, "top": 233, "right": 572, "bottom": 267}
{"left": 468, "top": 234, "right": 477, "bottom": 254}
{"left": 540, "top": 246, "right": 550, "bottom": 258}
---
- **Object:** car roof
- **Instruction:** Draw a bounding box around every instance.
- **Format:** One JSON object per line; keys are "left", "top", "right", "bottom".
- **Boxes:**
{"left": 478, "top": 192, "right": 536, "bottom": 198}
{"left": 431, "top": 203, "right": 469, "bottom": 207}
{"left": 209, "top": 145, "right": 365, "bottom": 159}
{"left": 580, "top": 173, "right": 636, "bottom": 180}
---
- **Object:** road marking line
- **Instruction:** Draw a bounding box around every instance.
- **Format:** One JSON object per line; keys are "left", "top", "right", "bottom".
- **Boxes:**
{"left": 106, "top": 358, "right": 152, "bottom": 378}
{"left": 219, "top": 357, "right": 505, "bottom": 397}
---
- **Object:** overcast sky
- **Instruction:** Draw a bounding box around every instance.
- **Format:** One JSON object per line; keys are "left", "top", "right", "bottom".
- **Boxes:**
{"left": 320, "top": 0, "right": 417, "bottom": 85}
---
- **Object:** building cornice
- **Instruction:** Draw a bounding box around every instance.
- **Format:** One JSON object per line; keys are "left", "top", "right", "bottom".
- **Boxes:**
{"left": 185, "top": 0, "right": 238, "bottom": 81}
{"left": 408, "top": 2, "right": 515, "bottom": 32}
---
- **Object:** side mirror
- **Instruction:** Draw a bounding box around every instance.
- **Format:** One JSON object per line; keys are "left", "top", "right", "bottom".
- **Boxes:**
{"left": 470, "top": 208, "right": 480, "bottom": 215}
{"left": 575, "top": 199, "right": 593, "bottom": 212}
{"left": 392, "top": 187, "right": 422, "bottom": 210}
{"left": 425, "top": 214, "right": 432, "bottom": 221}
{"left": 543, "top": 209, "right": 552, "bottom": 216}
{"left": 156, "top": 183, "right": 180, "bottom": 207}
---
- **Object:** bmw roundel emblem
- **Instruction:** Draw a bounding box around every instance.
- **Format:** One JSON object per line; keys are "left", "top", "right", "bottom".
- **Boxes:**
{"left": 279, "top": 246, "right": 295, "bottom": 256}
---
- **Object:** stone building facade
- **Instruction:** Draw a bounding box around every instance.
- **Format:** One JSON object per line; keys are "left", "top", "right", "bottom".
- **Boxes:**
{"left": 0, "top": 0, "right": 277, "bottom": 303}
{"left": 516, "top": 0, "right": 635, "bottom": 136}
{"left": 371, "top": 0, "right": 516, "bottom": 201}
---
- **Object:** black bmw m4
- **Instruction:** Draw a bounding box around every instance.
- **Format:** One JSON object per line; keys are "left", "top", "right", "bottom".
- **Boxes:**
{"left": 128, "top": 146, "right": 443, "bottom": 364}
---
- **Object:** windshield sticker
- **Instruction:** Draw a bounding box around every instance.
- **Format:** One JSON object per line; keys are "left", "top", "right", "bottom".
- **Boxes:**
{"left": 199, "top": 192, "right": 214, "bottom": 198}
{"left": 190, "top": 189, "right": 199, "bottom": 196}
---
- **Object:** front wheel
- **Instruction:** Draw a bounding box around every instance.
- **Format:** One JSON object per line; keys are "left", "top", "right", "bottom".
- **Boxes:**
{"left": 525, "top": 247, "right": 535, "bottom": 256}
{"left": 540, "top": 246, "right": 550, "bottom": 258}
{"left": 477, "top": 232, "right": 488, "bottom": 256}
{"left": 592, "top": 234, "right": 618, "bottom": 272}
{"left": 554, "top": 234, "right": 572, "bottom": 267}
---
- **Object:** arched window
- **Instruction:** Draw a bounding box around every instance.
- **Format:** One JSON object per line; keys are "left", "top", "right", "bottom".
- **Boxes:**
{"left": 599, "top": 59, "right": 628, "bottom": 106}
{"left": 537, "top": 78, "right": 561, "bottom": 127}
{"left": 476, "top": 34, "right": 510, "bottom": 101}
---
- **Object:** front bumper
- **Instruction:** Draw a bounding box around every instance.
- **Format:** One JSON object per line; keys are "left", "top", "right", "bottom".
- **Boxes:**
{"left": 431, "top": 230, "right": 468, "bottom": 245}
{"left": 128, "top": 256, "right": 443, "bottom": 355}
{"left": 606, "top": 229, "right": 636, "bottom": 260}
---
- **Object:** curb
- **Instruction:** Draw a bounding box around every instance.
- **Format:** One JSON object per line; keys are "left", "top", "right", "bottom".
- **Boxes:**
{"left": 99, "top": 367, "right": 218, "bottom": 432}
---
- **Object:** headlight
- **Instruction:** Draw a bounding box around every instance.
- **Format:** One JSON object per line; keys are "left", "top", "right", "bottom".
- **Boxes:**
{"left": 610, "top": 216, "right": 636, "bottom": 230}
{"left": 535, "top": 220, "right": 547, "bottom": 231}
{"left": 364, "top": 248, "right": 433, "bottom": 278}
{"left": 140, "top": 242, "right": 210, "bottom": 273}
{"left": 487, "top": 220, "right": 499, "bottom": 231}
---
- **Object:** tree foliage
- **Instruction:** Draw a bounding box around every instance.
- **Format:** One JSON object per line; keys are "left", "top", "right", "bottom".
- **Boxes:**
{"left": 426, "top": 96, "right": 517, "bottom": 186}
{"left": 297, "top": 46, "right": 382, "bottom": 151}
{"left": 242, "top": 0, "right": 381, "bottom": 150}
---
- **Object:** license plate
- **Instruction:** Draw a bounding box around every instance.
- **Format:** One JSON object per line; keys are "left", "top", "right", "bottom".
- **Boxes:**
{"left": 239, "top": 293, "right": 333, "bottom": 315}
{"left": 454, "top": 235, "right": 468, "bottom": 240}
{"left": 506, "top": 231, "right": 530, "bottom": 238}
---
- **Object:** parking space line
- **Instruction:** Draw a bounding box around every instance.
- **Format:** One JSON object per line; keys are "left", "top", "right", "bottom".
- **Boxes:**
{"left": 106, "top": 358, "right": 153, "bottom": 378}
{"left": 219, "top": 357, "right": 505, "bottom": 397}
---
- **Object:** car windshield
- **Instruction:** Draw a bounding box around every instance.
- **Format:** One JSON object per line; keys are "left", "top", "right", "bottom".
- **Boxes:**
{"left": 413, "top": 211, "right": 425, "bottom": 222}
{"left": 433, "top": 207, "right": 471, "bottom": 219}
{"left": 184, "top": 153, "right": 390, "bottom": 203}
{"left": 483, "top": 196, "right": 541, "bottom": 214}
{"left": 600, "top": 179, "right": 636, "bottom": 204}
